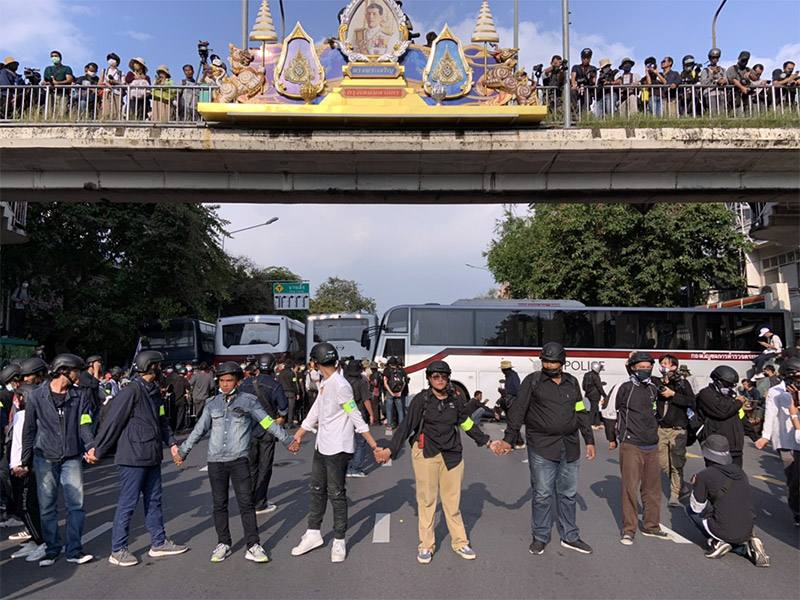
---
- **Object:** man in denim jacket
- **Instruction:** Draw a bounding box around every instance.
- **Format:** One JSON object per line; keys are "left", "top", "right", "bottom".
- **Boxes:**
{"left": 176, "top": 362, "right": 298, "bottom": 563}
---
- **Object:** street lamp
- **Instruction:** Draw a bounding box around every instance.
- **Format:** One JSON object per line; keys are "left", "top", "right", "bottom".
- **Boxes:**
{"left": 221, "top": 216, "right": 279, "bottom": 252}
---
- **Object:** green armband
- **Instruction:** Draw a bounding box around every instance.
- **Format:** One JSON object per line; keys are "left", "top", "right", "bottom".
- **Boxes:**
{"left": 460, "top": 417, "right": 475, "bottom": 431}
{"left": 159, "top": 405, "right": 166, "bottom": 417}
{"left": 738, "top": 408, "right": 745, "bottom": 420}
{"left": 575, "top": 400, "right": 586, "bottom": 412}
{"left": 342, "top": 399, "right": 357, "bottom": 413}
{"left": 80, "top": 414, "right": 92, "bottom": 425}
{"left": 260, "top": 415, "right": 275, "bottom": 430}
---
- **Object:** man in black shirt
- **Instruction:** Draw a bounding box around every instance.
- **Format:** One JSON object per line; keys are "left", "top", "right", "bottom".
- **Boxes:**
{"left": 656, "top": 354, "right": 695, "bottom": 507}
{"left": 570, "top": 48, "right": 596, "bottom": 117}
{"left": 685, "top": 434, "right": 769, "bottom": 566}
{"left": 493, "top": 343, "right": 595, "bottom": 555}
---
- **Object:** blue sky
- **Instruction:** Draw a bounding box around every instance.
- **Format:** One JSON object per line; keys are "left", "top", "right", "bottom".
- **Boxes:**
{"left": 2, "top": 0, "right": 798, "bottom": 315}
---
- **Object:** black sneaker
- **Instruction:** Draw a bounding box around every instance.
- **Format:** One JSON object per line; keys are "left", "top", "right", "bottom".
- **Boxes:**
{"left": 704, "top": 540, "right": 732, "bottom": 559}
{"left": 642, "top": 529, "right": 672, "bottom": 540}
{"left": 66, "top": 552, "right": 93, "bottom": 564}
{"left": 529, "top": 539, "right": 546, "bottom": 555}
{"left": 560, "top": 538, "right": 593, "bottom": 554}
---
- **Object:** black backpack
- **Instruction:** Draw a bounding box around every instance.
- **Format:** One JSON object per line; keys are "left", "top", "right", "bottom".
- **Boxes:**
{"left": 386, "top": 368, "right": 406, "bottom": 394}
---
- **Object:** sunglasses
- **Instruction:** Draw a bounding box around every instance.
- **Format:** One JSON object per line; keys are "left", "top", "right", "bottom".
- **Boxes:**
{"left": 430, "top": 373, "right": 449, "bottom": 381}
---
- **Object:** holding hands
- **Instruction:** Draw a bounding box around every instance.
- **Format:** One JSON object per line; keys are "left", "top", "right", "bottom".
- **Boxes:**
{"left": 490, "top": 440, "right": 512, "bottom": 456}
{"left": 171, "top": 445, "right": 184, "bottom": 466}
{"left": 287, "top": 439, "right": 301, "bottom": 453}
{"left": 374, "top": 447, "right": 391, "bottom": 463}
{"left": 84, "top": 448, "right": 99, "bottom": 464}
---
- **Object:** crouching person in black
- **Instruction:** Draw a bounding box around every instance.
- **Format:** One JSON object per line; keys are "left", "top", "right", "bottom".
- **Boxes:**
{"left": 685, "top": 434, "right": 769, "bottom": 566}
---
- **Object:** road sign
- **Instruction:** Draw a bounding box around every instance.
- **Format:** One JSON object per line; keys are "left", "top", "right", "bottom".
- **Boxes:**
{"left": 273, "top": 282, "right": 310, "bottom": 310}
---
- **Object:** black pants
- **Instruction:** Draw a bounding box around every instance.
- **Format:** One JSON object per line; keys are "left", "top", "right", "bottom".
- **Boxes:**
{"left": 308, "top": 450, "right": 352, "bottom": 539}
{"left": 207, "top": 458, "right": 259, "bottom": 548}
{"left": 174, "top": 401, "right": 187, "bottom": 431}
{"left": 588, "top": 395, "right": 602, "bottom": 427}
{"left": 11, "top": 471, "right": 43, "bottom": 544}
{"left": 287, "top": 394, "right": 297, "bottom": 425}
{"left": 249, "top": 432, "right": 276, "bottom": 510}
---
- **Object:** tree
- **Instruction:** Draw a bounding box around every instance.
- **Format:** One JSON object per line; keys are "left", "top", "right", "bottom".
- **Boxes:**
{"left": 0, "top": 202, "right": 231, "bottom": 363}
{"left": 219, "top": 258, "right": 305, "bottom": 321}
{"left": 310, "top": 277, "right": 376, "bottom": 314}
{"left": 484, "top": 203, "right": 751, "bottom": 307}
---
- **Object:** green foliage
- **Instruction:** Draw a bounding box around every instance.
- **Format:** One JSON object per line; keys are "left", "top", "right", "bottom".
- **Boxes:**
{"left": 0, "top": 202, "right": 303, "bottom": 364}
{"left": 484, "top": 204, "right": 751, "bottom": 307}
{"left": 310, "top": 277, "right": 376, "bottom": 315}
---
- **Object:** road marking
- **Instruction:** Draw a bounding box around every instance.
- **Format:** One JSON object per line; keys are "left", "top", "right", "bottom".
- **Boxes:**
{"left": 82, "top": 521, "right": 112, "bottom": 545}
{"left": 686, "top": 452, "right": 702, "bottom": 459}
{"left": 372, "top": 513, "right": 391, "bottom": 543}
{"left": 199, "top": 466, "right": 208, "bottom": 472}
{"left": 657, "top": 523, "right": 693, "bottom": 544}
{"left": 753, "top": 475, "right": 785, "bottom": 486}
{"left": 382, "top": 459, "right": 392, "bottom": 467}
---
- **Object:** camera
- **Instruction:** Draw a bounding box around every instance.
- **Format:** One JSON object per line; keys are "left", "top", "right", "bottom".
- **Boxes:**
{"left": 532, "top": 63, "right": 543, "bottom": 76}
{"left": 23, "top": 67, "right": 41, "bottom": 85}
{"left": 197, "top": 40, "right": 210, "bottom": 65}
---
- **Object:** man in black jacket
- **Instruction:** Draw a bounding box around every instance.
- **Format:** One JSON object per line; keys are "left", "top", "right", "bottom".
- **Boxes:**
{"left": 493, "top": 343, "right": 595, "bottom": 556}
{"left": 345, "top": 360, "right": 374, "bottom": 478}
{"left": 696, "top": 365, "right": 758, "bottom": 468}
{"left": 20, "top": 354, "right": 95, "bottom": 567}
{"left": 656, "top": 354, "right": 695, "bottom": 507}
{"left": 88, "top": 350, "right": 187, "bottom": 567}
{"left": 685, "top": 434, "right": 769, "bottom": 566}
{"left": 278, "top": 360, "right": 300, "bottom": 427}
{"left": 582, "top": 361, "right": 607, "bottom": 430}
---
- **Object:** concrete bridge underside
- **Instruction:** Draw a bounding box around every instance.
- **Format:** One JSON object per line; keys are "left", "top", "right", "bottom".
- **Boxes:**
{"left": 0, "top": 126, "right": 797, "bottom": 204}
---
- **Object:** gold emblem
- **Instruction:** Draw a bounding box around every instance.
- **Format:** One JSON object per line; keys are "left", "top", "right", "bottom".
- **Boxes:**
{"left": 431, "top": 47, "right": 463, "bottom": 85}
{"left": 285, "top": 47, "right": 311, "bottom": 85}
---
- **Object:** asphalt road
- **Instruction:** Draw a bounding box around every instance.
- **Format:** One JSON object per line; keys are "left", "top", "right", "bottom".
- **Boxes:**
{"left": 1, "top": 421, "right": 798, "bottom": 600}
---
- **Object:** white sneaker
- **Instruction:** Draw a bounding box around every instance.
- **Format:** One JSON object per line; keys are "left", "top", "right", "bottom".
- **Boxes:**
{"left": 11, "top": 541, "right": 38, "bottom": 559}
{"left": 255, "top": 504, "right": 277, "bottom": 514}
{"left": 0, "top": 516, "right": 24, "bottom": 528}
{"left": 210, "top": 543, "right": 231, "bottom": 563}
{"left": 291, "top": 530, "right": 324, "bottom": 556}
{"left": 331, "top": 538, "right": 346, "bottom": 563}
{"left": 9, "top": 529, "right": 32, "bottom": 541}
{"left": 25, "top": 544, "right": 47, "bottom": 562}
{"left": 245, "top": 543, "right": 269, "bottom": 563}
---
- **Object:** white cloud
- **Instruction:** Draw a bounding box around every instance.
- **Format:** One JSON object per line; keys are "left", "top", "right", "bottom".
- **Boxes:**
{"left": 119, "top": 30, "right": 154, "bottom": 42}
{"left": 0, "top": 0, "right": 92, "bottom": 66}
{"left": 64, "top": 4, "right": 93, "bottom": 15}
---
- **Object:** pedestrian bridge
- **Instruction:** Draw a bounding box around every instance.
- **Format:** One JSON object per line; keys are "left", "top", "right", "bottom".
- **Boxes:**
{"left": 0, "top": 125, "right": 797, "bottom": 204}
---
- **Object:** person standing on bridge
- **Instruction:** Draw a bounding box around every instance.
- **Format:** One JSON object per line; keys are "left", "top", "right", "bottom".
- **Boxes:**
{"left": 375, "top": 360, "right": 494, "bottom": 564}
{"left": 492, "top": 342, "right": 596, "bottom": 556}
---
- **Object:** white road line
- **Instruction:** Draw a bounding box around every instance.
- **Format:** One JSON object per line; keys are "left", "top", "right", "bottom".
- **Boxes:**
{"left": 382, "top": 458, "right": 392, "bottom": 467}
{"left": 82, "top": 521, "right": 113, "bottom": 545}
{"left": 372, "top": 513, "right": 391, "bottom": 543}
{"left": 657, "top": 523, "right": 693, "bottom": 544}
{"left": 199, "top": 466, "right": 208, "bottom": 472}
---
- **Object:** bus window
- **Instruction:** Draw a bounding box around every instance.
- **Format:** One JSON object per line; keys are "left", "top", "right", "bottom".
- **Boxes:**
{"left": 637, "top": 312, "right": 694, "bottom": 350}
{"left": 313, "top": 318, "right": 370, "bottom": 343}
{"left": 605, "top": 311, "right": 639, "bottom": 348}
{"left": 385, "top": 308, "right": 408, "bottom": 333}
{"left": 222, "top": 322, "right": 280, "bottom": 348}
{"left": 384, "top": 338, "right": 406, "bottom": 363}
{"left": 694, "top": 312, "right": 732, "bottom": 350}
{"left": 539, "top": 311, "right": 566, "bottom": 346}
{"left": 474, "top": 310, "right": 539, "bottom": 347}
{"left": 411, "top": 308, "right": 473, "bottom": 346}
{"left": 562, "top": 311, "right": 595, "bottom": 347}
{"left": 728, "top": 312, "right": 785, "bottom": 352}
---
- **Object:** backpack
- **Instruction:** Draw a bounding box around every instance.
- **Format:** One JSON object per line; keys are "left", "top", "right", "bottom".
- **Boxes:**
{"left": 582, "top": 372, "right": 593, "bottom": 395}
{"left": 386, "top": 368, "right": 406, "bottom": 394}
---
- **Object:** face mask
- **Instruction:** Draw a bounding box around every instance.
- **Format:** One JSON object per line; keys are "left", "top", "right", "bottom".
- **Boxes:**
{"left": 633, "top": 369, "right": 652, "bottom": 383}
{"left": 212, "top": 58, "right": 222, "bottom": 67}
{"left": 51, "top": 57, "right": 61, "bottom": 65}
{"left": 108, "top": 59, "right": 118, "bottom": 67}
{"left": 660, "top": 366, "right": 670, "bottom": 376}
{"left": 542, "top": 366, "right": 562, "bottom": 378}
{"left": 86, "top": 72, "right": 97, "bottom": 78}
{"left": 5, "top": 384, "right": 13, "bottom": 392}
{"left": 622, "top": 65, "right": 631, "bottom": 73}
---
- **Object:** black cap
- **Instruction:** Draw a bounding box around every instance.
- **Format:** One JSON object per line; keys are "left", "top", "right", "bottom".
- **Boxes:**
{"left": 738, "top": 50, "right": 750, "bottom": 60}
{"left": 701, "top": 434, "right": 732, "bottom": 465}
{"left": 580, "top": 48, "right": 592, "bottom": 58}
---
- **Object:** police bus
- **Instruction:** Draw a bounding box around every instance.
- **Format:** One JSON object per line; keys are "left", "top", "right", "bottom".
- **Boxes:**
{"left": 305, "top": 312, "right": 378, "bottom": 363}
{"left": 139, "top": 318, "right": 216, "bottom": 366}
{"left": 215, "top": 314, "right": 306, "bottom": 366}
{"left": 371, "top": 300, "right": 791, "bottom": 405}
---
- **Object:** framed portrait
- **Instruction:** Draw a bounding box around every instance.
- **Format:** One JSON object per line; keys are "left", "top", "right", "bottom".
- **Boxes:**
{"left": 338, "top": 0, "right": 409, "bottom": 62}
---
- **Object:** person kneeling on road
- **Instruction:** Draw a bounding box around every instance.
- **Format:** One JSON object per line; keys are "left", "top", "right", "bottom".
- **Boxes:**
{"left": 685, "top": 434, "right": 769, "bottom": 566}
{"left": 174, "top": 361, "right": 299, "bottom": 564}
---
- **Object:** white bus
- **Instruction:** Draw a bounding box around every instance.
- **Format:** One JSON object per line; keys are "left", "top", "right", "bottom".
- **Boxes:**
{"left": 215, "top": 314, "right": 306, "bottom": 366}
{"left": 372, "top": 300, "right": 792, "bottom": 406}
{"left": 305, "top": 312, "right": 378, "bottom": 362}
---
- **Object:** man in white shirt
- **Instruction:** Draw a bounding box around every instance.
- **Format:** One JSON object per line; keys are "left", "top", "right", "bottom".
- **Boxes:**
{"left": 291, "top": 343, "right": 380, "bottom": 562}
{"left": 753, "top": 327, "right": 782, "bottom": 374}
{"left": 754, "top": 357, "right": 800, "bottom": 526}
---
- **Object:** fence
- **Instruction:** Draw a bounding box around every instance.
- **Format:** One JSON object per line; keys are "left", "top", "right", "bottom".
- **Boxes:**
{"left": 0, "top": 83, "right": 797, "bottom": 125}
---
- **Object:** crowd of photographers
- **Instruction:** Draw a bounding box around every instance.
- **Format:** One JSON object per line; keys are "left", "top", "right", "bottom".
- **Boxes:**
{"left": 0, "top": 44, "right": 797, "bottom": 122}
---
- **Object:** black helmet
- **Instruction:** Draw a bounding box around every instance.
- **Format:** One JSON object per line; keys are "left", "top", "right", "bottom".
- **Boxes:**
{"left": 310, "top": 342, "right": 338, "bottom": 366}
{"left": 110, "top": 366, "right": 123, "bottom": 377}
{"left": 627, "top": 351, "right": 655, "bottom": 366}
{"left": 779, "top": 357, "right": 800, "bottom": 378}
{"left": 345, "top": 360, "right": 363, "bottom": 376}
{"left": 14, "top": 383, "right": 38, "bottom": 398}
{"left": 682, "top": 54, "right": 695, "bottom": 66}
{"left": 85, "top": 354, "right": 103, "bottom": 366}
{"left": 540, "top": 342, "right": 566, "bottom": 363}
{"left": 19, "top": 357, "right": 48, "bottom": 377}
{"left": 580, "top": 48, "right": 592, "bottom": 58}
{"left": 708, "top": 47, "right": 721, "bottom": 59}
{"left": 0, "top": 364, "right": 21, "bottom": 385}
{"left": 425, "top": 360, "right": 452, "bottom": 377}
{"left": 216, "top": 361, "right": 244, "bottom": 379}
{"left": 258, "top": 353, "right": 276, "bottom": 372}
{"left": 50, "top": 353, "right": 86, "bottom": 375}
{"left": 710, "top": 365, "right": 739, "bottom": 387}
{"left": 133, "top": 350, "right": 164, "bottom": 373}
{"left": 387, "top": 356, "right": 400, "bottom": 367}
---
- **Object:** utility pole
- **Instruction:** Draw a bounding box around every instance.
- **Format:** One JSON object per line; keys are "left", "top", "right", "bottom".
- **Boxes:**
{"left": 562, "top": 0, "right": 571, "bottom": 128}
{"left": 242, "top": 0, "right": 249, "bottom": 50}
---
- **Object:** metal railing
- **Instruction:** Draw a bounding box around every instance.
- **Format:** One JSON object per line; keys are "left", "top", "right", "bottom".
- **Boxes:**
{"left": 0, "top": 82, "right": 797, "bottom": 125}
{"left": 0, "top": 84, "right": 216, "bottom": 125}
{"left": 536, "top": 83, "right": 800, "bottom": 122}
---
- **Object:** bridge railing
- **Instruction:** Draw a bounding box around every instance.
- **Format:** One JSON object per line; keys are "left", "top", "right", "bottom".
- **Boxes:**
{"left": 0, "top": 83, "right": 797, "bottom": 125}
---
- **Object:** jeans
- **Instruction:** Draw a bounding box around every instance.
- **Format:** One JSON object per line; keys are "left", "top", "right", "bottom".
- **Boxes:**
{"left": 34, "top": 455, "right": 85, "bottom": 558}
{"left": 111, "top": 465, "right": 166, "bottom": 552}
{"left": 249, "top": 432, "right": 276, "bottom": 510}
{"left": 753, "top": 352, "right": 777, "bottom": 373}
{"left": 208, "top": 458, "right": 259, "bottom": 547}
{"left": 308, "top": 450, "right": 351, "bottom": 539}
{"left": 385, "top": 395, "right": 405, "bottom": 428}
{"left": 649, "top": 94, "right": 663, "bottom": 116}
{"left": 684, "top": 506, "right": 749, "bottom": 556}
{"left": 527, "top": 448, "right": 580, "bottom": 544}
{"left": 347, "top": 434, "right": 368, "bottom": 474}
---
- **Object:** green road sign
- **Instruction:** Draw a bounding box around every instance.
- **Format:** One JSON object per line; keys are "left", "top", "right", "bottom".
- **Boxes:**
{"left": 273, "top": 282, "right": 310, "bottom": 310}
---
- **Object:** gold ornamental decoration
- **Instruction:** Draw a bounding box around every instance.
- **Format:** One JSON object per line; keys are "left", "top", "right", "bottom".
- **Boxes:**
{"left": 431, "top": 47, "right": 464, "bottom": 85}
{"left": 285, "top": 48, "right": 312, "bottom": 85}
